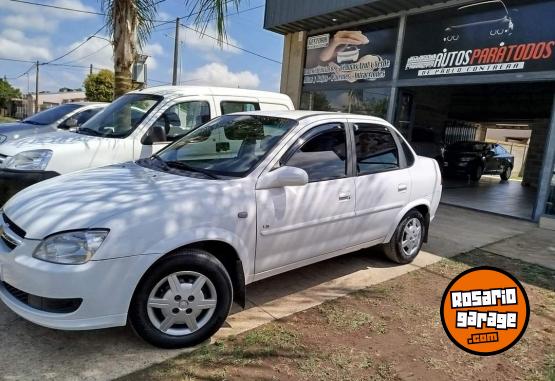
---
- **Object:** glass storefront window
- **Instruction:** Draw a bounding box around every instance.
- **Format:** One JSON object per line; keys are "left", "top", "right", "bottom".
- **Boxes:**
{"left": 301, "top": 88, "right": 390, "bottom": 120}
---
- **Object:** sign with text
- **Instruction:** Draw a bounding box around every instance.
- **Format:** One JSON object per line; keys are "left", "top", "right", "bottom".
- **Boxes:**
{"left": 400, "top": 0, "right": 555, "bottom": 80}
{"left": 304, "top": 24, "right": 398, "bottom": 88}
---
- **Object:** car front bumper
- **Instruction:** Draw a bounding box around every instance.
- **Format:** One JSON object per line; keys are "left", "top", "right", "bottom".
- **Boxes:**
{"left": 0, "top": 227, "right": 161, "bottom": 331}
{"left": 0, "top": 169, "right": 59, "bottom": 205}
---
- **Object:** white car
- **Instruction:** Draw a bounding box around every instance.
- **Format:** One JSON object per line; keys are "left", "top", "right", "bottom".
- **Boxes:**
{"left": 0, "top": 111, "right": 442, "bottom": 348}
{"left": 0, "top": 86, "right": 294, "bottom": 203}
{"left": 0, "top": 102, "right": 107, "bottom": 144}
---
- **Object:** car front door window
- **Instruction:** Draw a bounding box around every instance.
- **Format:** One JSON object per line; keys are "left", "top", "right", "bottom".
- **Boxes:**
{"left": 282, "top": 124, "right": 348, "bottom": 182}
{"left": 147, "top": 101, "right": 212, "bottom": 144}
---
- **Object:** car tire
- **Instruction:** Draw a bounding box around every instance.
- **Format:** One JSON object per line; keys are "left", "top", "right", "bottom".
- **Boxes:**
{"left": 471, "top": 164, "right": 483, "bottom": 182}
{"left": 500, "top": 166, "right": 512, "bottom": 181}
{"left": 382, "top": 210, "right": 426, "bottom": 265}
{"left": 129, "top": 248, "right": 233, "bottom": 349}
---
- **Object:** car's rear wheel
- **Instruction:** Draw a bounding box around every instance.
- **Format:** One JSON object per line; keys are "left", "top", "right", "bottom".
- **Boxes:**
{"left": 471, "top": 164, "right": 483, "bottom": 181}
{"left": 382, "top": 210, "right": 426, "bottom": 264}
{"left": 500, "top": 165, "right": 512, "bottom": 181}
{"left": 129, "top": 249, "right": 233, "bottom": 349}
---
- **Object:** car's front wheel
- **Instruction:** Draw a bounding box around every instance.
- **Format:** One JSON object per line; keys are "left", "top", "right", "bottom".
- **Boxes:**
{"left": 129, "top": 249, "right": 233, "bottom": 349}
{"left": 382, "top": 210, "right": 426, "bottom": 264}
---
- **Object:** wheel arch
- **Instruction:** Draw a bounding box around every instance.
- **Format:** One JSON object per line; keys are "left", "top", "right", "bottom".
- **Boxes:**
{"left": 385, "top": 200, "right": 431, "bottom": 243}
{"left": 133, "top": 239, "right": 247, "bottom": 309}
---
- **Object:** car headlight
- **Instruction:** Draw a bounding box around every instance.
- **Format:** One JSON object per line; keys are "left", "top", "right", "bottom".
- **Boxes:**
{"left": 0, "top": 135, "right": 6, "bottom": 144}
{"left": 33, "top": 230, "right": 109, "bottom": 265}
{"left": 2, "top": 149, "right": 52, "bottom": 171}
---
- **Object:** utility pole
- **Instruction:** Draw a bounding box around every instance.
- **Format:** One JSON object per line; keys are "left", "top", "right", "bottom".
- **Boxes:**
{"left": 90, "top": 64, "right": 93, "bottom": 75}
{"left": 35, "top": 61, "right": 39, "bottom": 115}
{"left": 172, "top": 17, "right": 180, "bottom": 86}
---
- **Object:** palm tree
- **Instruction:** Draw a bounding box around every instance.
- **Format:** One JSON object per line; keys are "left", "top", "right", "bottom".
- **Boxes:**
{"left": 101, "top": 0, "right": 240, "bottom": 97}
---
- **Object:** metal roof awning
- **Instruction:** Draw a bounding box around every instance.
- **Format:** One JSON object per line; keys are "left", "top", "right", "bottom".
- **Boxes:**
{"left": 264, "top": 0, "right": 457, "bottom": 34}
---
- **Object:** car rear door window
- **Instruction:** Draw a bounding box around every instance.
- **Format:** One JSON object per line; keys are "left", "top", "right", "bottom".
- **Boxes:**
{"left": 283, "top": 124, "right": 347, "bottom": 182}
{"left": 354, "top": 123, "right": 400, "bottom": 175}
{"left": 221, "top": 101, "right": 260, "bottom": 114}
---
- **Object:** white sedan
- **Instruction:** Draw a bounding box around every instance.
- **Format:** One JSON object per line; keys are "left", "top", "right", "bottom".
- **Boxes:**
{"left": 0, "top": 111, "right": 442, "bottom": 348}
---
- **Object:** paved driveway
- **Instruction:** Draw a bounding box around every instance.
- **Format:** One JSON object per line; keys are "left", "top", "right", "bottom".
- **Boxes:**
{"left": 0, "top": 205, "right": 536, "bottom": 381}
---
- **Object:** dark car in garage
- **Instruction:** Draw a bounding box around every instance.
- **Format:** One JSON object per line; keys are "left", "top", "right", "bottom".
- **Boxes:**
{"left": 443, "top": 141, "right": 514, "bottom": 181}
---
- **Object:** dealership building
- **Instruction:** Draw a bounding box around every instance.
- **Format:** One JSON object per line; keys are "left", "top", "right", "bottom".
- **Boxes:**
{"left": 264, "top": 0, "right": 555, "bottom": 226}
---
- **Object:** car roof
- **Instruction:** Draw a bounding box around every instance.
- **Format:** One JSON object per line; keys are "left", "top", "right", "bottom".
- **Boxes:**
{"left": 229, "top": 110, "right": 390, "bottom": 124}
{"left": 133, "top": 85, "right": 292, "bottom": 100}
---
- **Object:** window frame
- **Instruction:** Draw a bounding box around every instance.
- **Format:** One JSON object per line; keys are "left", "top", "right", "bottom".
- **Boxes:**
{"left": 347, "top": 121, "right": 410, "bottom": 177}
{"left": 278, "top": 122, "right": 354, "bottom": 183}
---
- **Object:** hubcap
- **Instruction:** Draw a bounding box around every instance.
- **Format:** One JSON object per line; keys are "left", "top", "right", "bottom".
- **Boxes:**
{"left": 147, "top": 271, "right": 217, "bottom": 336}
{"left": 401, "top": 218, "right": 422, "bottom": 257}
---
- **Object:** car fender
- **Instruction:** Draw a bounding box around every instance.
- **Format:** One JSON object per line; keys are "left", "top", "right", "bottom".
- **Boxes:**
{"left": 384, "top": 197, "right": 432, "bottom": 243}
{"left": 140, "top": 226, "right": 251, "bottom": 279}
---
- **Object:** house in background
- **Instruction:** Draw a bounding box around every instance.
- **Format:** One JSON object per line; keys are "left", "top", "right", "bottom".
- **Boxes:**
{"left": 24, "top": 90, "right": 87, "bottom": 116}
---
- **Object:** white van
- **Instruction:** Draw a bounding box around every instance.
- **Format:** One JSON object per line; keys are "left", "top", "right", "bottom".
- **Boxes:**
{"left": 0, "top": 86, "right": 294, "bottom": 202}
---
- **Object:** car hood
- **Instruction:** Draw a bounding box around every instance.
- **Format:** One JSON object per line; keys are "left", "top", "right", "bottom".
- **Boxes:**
{"left": 2, "top": 162, "right": 216, "bottom": 239}
{"left": 0, "top": 122, "right": 56, "bottom": 144}
{"left": 0, "top": 130, "right": 100, "bottom": 156}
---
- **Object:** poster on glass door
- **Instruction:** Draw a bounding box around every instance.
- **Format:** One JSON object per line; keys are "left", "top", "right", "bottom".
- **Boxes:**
{"left": 303, "top": 24, "right": 398, "bottom": 87}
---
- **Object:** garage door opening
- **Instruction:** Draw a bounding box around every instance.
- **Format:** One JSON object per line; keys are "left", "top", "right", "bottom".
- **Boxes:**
{"left": 395, "top": 82, "right": 555, "bottom": 220}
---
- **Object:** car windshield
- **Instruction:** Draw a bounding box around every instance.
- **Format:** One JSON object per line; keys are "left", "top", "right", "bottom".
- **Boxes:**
{"left": 22, "top": 104, "right": 81, "bottom": 126}
{"left": 155, "top": 115, "right": 297, "bottom": 178}
{"left": 77, "top": 93, "right": 162, "bottom": 138}
{"left": 448, "top": 142, "right": 489, "bottom": 152}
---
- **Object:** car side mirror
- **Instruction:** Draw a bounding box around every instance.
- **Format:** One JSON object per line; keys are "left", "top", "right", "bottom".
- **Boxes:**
{"left": 256, "top": 166, "right": 309, "bottom": 190}
{"left": 62, "top": 118, "right": 79, "bottom": 129}
{"left": 486, "top": 150, "right": 495, "bottom": 157}
{"left": 142, "top": 124, "right": 167, "bottom": 145}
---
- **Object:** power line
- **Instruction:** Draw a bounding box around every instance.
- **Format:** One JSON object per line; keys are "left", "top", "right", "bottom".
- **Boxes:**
{"left": 178, "top": 23, "right": 282, "bottom": 64}
{"left": 153, "top": 3, "right": 264, "bottom": 33}
{"left": 42, "top": 24, "right": 108, "bottom": 65}
{"left": 7, "top": 0, "right": 105, "bottom": 16}
{"left": 58, "top": 43, "right": 112, "bottom": 66}
{"left": 5, "top": 64, "right": 35, "bottom": 80}
{"left": 0, "top": 57, "right": 35, "bottom": 64}
{"left": 7, "top": 0, "right": 257, "bottom": 24}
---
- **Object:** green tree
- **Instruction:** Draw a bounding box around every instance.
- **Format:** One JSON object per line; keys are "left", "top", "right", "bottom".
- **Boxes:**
{"left": 84, "top": 69, "right": 115, "bottom": 102}
{"left": 101, "top": 0, "right": 240, "bottom": 97}
{"left": 0, "top": 78, "right": 22, "bottom": 110}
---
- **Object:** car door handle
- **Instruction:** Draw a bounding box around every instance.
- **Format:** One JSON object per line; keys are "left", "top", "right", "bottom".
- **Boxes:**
{"left": 338, "top": 193, "right": 351, "bottom": 201}
{"left": 398, "top": 184, "right": 408, "bottom": 192}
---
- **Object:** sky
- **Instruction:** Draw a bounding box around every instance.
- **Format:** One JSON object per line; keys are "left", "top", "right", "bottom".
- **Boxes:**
{"left": 0, "top": 0, "right": 284, "bottom": 94}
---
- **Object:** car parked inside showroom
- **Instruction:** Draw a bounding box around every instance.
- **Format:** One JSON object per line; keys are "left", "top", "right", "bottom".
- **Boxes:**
{"left": 0, "top": 110, "right": 442, "bottom": 348}
{"left": 443, "top": 141, "right": 514, "bottom": 181}
{"left": 0, "top": 86, "right": 294, "bottom": 203}
{"left": 0, "top": 102, "right": 107, "bottom": 145}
